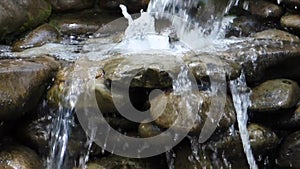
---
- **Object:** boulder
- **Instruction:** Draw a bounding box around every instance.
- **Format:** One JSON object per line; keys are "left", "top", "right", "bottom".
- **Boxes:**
{"left": 12, "top": 24, "right": 60, "bottom": 52}
{"left": 0, "top": 0, "right": 52, "bottom": 41}
{"left": 0, "top": 145, "right": 43, "bottom": 169}
{"left": 47, "top": 0, "right": 94, "bottom": 11}
{"left": 0, "top": 56, "right": 60, "bottom": 120}
{"left": 250, "top": 79, "right": 300, "bottom": 112}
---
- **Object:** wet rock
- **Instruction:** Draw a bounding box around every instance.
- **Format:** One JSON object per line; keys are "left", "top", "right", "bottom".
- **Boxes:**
{"left": 226, "top": 16, "right": 266, "bottom": 37}
{"left": 85, "top": 155, "right": 167, "bottom": 169}
{"left": 253, "top": 29, "right": 300, "bottom": 42}
{"left": 0, "top": 56, "right": 60, "bottom": 120}
{"left": 208, "top": 123, "right": 279, "bottom": 166}
{"left": 12, "top": 24, "right": 60, "bottom": 52}
{"left": 281, "top": 0, "right": 300, "bottom": 10}
{"left": 252, "top": 105, "right": 300, "bottom": 130}
{"left": 102, "top": 54, "right": 179, "bottom": 88}
{"left": 277, "top": 130, "right": 300, "bottom": 168}
{"left": 102, "top": 53, "right": 240, "bottom": 89}
{"left": 281, "top": 14, "right": 300, "bottom": 30}
{"left": 47, "top": 0, "right": 94, "bottom": 11}
{"left": 184, "top": 54, "right": 241, "bottom": 80}
{"left": 49, "top": 10, "right": 120, "bottom": 35}
{"left": 47, "top": 66, "right": 74, "bottom": 107}
{"left": 249, "top": 1, "right": 283, "bottom": 18}
{"left": 222, "top": 39, "right": 300, "bottom": 84}
{"left": 138, "top": 122, "right": 163, "bottom": 138}
{"left": 0, "top": 0, "right": 52, "bottom": 41}
{"left": 250, "top": 79, "right": 300, "bottom": 112}
{"left": 174, "top": 140, "right": 213, "bottom": 169}
{"left": 0, "top": 145, "right": 43, "bottom": 169}
{"left": 98, "top": 0, "right": 150, "bottom": 13}
{"left": 150, "top": 91, "right": 236, "bottom": 134}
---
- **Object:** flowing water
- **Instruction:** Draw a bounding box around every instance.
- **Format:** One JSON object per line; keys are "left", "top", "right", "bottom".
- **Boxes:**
{"left": 230, "top": 73, "right": 258, "bottom": 169}
{"left": 46, "top": 0, "right": 261, "bottom": 169}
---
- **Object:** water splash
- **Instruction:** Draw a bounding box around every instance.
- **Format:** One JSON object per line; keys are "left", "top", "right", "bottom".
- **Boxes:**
{"left": 230, "top": 72, "right": 258, "bottom": 169}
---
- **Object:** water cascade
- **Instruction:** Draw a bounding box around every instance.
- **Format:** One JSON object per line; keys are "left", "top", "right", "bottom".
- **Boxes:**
{"left": 44, "top": 0, "right": 292, "bottom": 169}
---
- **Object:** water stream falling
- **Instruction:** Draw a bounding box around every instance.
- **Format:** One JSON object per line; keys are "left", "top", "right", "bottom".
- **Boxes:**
{"left": 46, "top": 0, "right": 261, "bottom": 169}
{"left": 230, "top": 72, "right": 258, "bottom": 169}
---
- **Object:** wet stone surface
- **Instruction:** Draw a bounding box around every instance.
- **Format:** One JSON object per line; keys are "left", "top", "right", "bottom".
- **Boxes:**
{"left": 0, "top": 0, "right": 52, "bottom": 42}
{"left": 0, "top": 56, "right": 60, "bottom": 120}
{"left": 12, "top": 24, "right": 60, "bottom": 52}
{"left": 49, "top": 10, "right": 121, "bottom": 35}
{"left": 277, "top": 130, "right": 300, "bottom": 168}
{"left": 47, "top": 0, "right": 94, "bottom": 11}
{"left": 250, "top": 79, "right": 300, "bottom": 112}
{"left": 0, "top": 144, "right": 43, "bottom": 169}
{"left": 249, "top": 0, "right": 283, "bottom": 18}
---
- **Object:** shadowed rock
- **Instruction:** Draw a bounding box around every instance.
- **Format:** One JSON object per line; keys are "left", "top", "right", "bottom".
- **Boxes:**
{"left": 0, "top": 56, "right": 60, "bottom": 120}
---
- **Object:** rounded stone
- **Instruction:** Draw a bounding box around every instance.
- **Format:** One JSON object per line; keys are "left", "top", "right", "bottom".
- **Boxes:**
{"left": 0, "top": 145, "right": 43, "bottom": 169}
{"left": 0, "top": 0, "right": 52, "bottom": 41}
{"left": 150, "top": 91, "right": 236, "bottom": 134}
{"left": 249, "top": 1, "right": 283, "bottom": 18}
{"left": 47, "top": 0, "right": 94, "bottom": 11}
{"left": 0, "top": 56, "right": 60, "bottom": 120}
{"left": 277, "top": 130, "right": 300, "bottom": 168}
{"left": 12, "top": 24, "right": 60, "bottom": 52}
{"left": 250, "top": 79, "right": 300, "bottom": 112}
{"left": 253, "top": 29, "right": 300, "bottom": 42}
{"left": 281, "top": 14, "right": 300, "bottom": 30}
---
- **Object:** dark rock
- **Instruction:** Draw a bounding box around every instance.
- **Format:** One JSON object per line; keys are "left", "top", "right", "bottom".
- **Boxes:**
{"left": 0, "top": 0, "right": 52, "bottom": 41}
{"left": 207, "top": 123, "right": 279, "bottom": 167}
{"left": 85, "top": 155, "right": 167, "bottom": 169}
{"left": 174, "top": 140, "right": 213, "bottom": 169}
{"left": 281, "top": 14, "right": 300, "bottom": 30}
{"left": 221, "top": 40, "right": 300, "bottom": 84}
{"left": 47, "top": 0, "right": 94, "bottom": 11}
{"left": 249, "top": 1, "right": 283, "bottom": 18}
{"left": 12, "top": 24, "right": 60, "bottom": 52}
{"left": 0, "top": 145, "right": 43, "bottom": 169}
{"left": 252, "top": 105, "right": 300, "bottom": 130}
{"left": 281, "top": 0, "right": 300, "bottom": 10}
{"left": 277, "top": 130, "right": 300, "bottom": 168}
{"left": 0, "top": 56, "right": 60, "bottom": 120}
{"left": 49, "top": 10, "right": 120, "bottom": 35}
{"left": 250, "top": 79, "right": 300, "bottom": 112}
{"left": 226, "top": 16, "right": 266, "bottom": 37}
{"left": 98, "top": 0, "right": 149, "bottom": 13}
{"left": 150, "top": 91, "right": 236, "bottom": 134}
{"left": 253, "top": 29, "right": 300, "bottom": 42}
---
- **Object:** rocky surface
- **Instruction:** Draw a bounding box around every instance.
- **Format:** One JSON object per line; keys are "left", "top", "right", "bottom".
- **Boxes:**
{"left": 12, "top": 24, "right": 60, "bottom": 52}
{"left": 84, "top": 155, "right": 167, "bottom": 169}
{"left": 250, "top": 79, "right": 300, "bottom": 112}
{"left": 98, "top": 0, "right": 150, "bottom": 13}
{"left": 253, "top": 29, "right": 300, "bottom": 42}
{"left": 47, "top": 0, "right": 94, "bottom": 11}
{"left": 249, "top": 0, "right": 283, "bottom": 18}
{"left": 150, "top": 92, "right": 236, "bottom": 134}
{"left": 0, "top": 56, "right": 60, "bottom": 120}
{"left": 277, "top": 131, "right": 300, "bottom": 168}
{"left": 0, "top": 0, "right": 299, "bottom": 169}
{"left": 49, "top": 10, "right": 120, "bottom": 35}
{"left": 281, "top": 14, "right": 300, "bottom": 30}
{"left": 0, "top": 144, "right": 43, "bottom": 169}
{"left": 0, "top": 0, "right": 52, "bottom": 42}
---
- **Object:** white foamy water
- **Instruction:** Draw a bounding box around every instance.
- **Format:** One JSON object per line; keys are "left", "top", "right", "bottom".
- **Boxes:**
{"left": 230, "top": 72, "right": 258, "bottom": 169}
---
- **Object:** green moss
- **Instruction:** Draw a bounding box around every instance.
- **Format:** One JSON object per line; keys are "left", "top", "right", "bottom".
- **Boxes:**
{"left": 19, "top": 2, "right": 52, "bottom": 32}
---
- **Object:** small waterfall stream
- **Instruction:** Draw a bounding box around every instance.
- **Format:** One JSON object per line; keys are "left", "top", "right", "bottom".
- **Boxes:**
{"left": 46, "top": 0, "right": 260, "bottom": 169}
